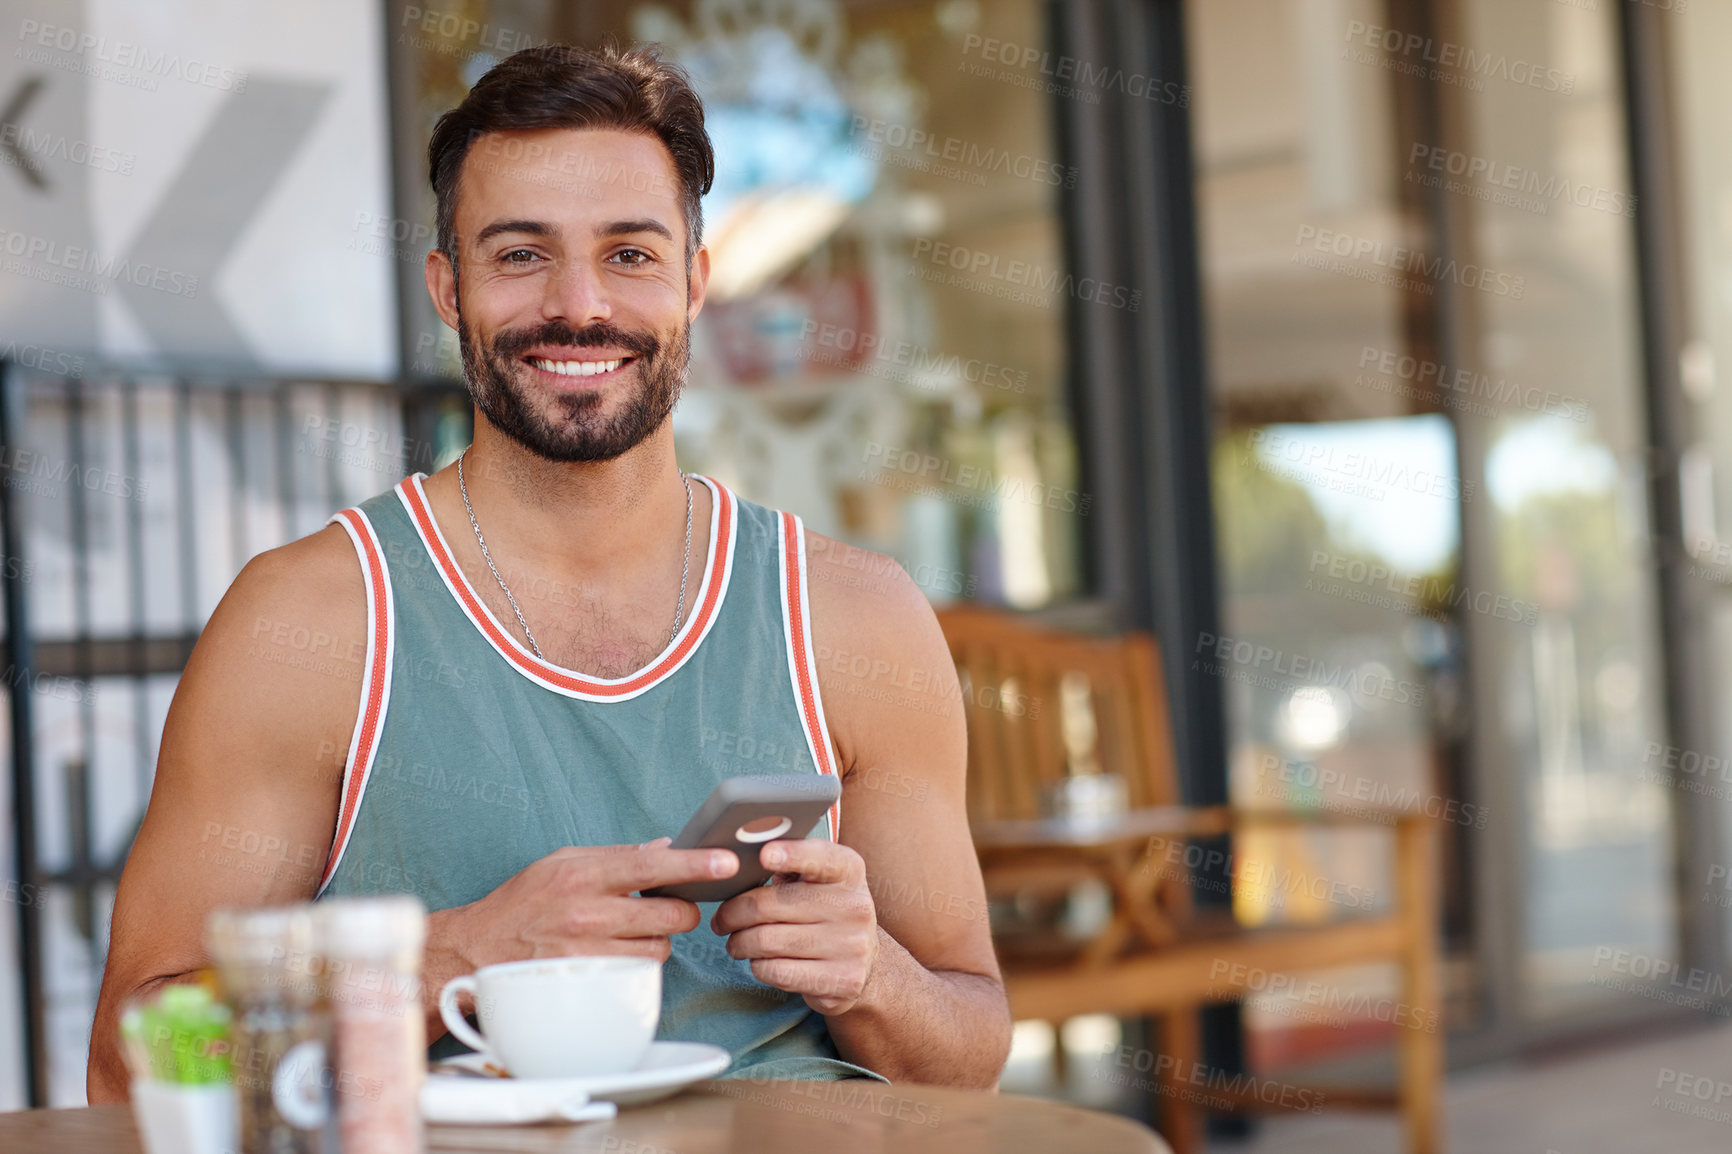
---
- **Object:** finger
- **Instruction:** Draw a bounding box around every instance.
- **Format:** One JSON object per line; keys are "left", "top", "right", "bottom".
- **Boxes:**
{"left": 709, "top": 882, "right": 833, "bottom": 935}
{"left": 597, "top": 845, "right": 737, "bottom": 894}
{"left": 561, "top": 935, "right": 675, "bottom": 963}
{"left": 564, "top": 895, "right": 697, "bottom": 943}
{"left": 554, "top": 837, "right": 674, "bottom": 862}
{"left": 547, "top": 841, "right": 669, "bottom": 870}
{"left": 724, "top": 924, "right": 832, "bottom": 962}
{"left": 758, "top": 838, "right": 860, "bottom": 887}
{"left": 617, "top": 937, "right": 676, "bottom": 961}
{"left": 748, "top": 958, "right": 865, "bottom": 1009}
{"left": 615, "top": 896, "right": 703, "bottom": 937}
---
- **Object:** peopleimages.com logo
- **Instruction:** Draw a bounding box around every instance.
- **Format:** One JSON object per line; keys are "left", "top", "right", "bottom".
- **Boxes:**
{"left": 1192, "top": 631, "right": 1425, "bottom": 707}
{"left": 908, "top": 239, "right": 1140, "bottom": 312}
{"left": 1342, "top": 20, "right": 1573, "bottom": 94}
{"left": 960, "top": 34, "right": 1188, "bottom": 107}
{"left": 1293, "top": 224, "right": 1524, "bottom": 299}
{"left": 848, "top": 116, "right": 1077, "bottom": 189}
{"left": 0, "top": 227, "right": 198, "bottom": 298}
{"left": 861, "top": 441, "right": 1090, "bottom": 515}
{"left": 16, "top": 20, "right": 247, "bottom": 91}
{"left": 1247, "top": 427, "right": 1476, "bottom": 502}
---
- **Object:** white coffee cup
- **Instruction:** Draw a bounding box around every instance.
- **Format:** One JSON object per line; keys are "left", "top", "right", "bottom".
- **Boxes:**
{"left": 438, "top": 956, "right": 661, "bottom": 1078}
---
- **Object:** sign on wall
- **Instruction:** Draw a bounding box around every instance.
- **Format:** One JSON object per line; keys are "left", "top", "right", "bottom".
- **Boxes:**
{"left": 0, "top": 0, "right": 396, "bottom": 378}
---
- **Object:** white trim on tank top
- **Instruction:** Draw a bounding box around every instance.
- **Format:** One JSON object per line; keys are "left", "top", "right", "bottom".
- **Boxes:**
{"left": 317, "top": 505, "right": 396, "bottom": 897}
{"left": 393, "top": 471, "right": 736, "bottom": 703}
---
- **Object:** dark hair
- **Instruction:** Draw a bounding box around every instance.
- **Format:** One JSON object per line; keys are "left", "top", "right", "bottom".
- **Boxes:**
{"left": 427, "top": 43, "right": 715, "bottom": 267}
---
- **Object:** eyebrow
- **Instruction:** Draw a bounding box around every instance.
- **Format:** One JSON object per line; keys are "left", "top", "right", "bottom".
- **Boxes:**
{"left": 473, "top": 217, "right": 676, "bottom": 248}
{"left": 598, "top": 218, "right": 674, "bottom": 243}
{"left": 476, "top": 219, "right": 555, "bottom": 245}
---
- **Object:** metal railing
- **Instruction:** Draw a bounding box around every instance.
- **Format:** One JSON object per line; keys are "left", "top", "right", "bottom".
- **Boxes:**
{"left": 0, "top": 360, "right": 468, "bottom": 1106}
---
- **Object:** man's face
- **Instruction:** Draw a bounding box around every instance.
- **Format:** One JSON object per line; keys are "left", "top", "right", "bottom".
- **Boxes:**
{"left": 428, "top": 127, "right": 708, "bottom": 462}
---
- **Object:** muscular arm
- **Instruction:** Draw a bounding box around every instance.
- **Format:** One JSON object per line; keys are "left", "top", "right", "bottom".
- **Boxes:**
{"left": 805, "top": 536, "right": 1011, "bottom": 1088}
{"left": 89, "top": 520, "right": 734, "bottom": 1103}
{"left": 87, "top": 526, "right": 365, "bottom": 1102}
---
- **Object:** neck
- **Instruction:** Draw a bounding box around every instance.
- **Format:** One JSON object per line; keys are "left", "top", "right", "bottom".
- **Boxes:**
{"left": 455, "top": 415, "right": 691, "bottom": 580}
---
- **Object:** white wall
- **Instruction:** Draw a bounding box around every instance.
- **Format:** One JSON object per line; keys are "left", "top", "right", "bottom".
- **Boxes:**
{"left": 0, "top": 0, "right": 397, "bottom": 377}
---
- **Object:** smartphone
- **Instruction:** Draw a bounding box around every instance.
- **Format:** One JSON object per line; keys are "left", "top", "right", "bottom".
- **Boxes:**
{"left": 640, "top": 774, "right": 842, "bottom": 903}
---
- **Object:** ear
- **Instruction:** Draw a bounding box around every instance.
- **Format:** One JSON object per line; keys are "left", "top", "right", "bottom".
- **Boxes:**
{"left": 425, "top": 248, "right": 461, "bottom": 333}
{"left": 686, "top": 244, "right": 710, "bottom": 324}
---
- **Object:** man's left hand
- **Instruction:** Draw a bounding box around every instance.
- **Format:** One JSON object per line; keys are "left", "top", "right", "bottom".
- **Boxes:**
{"left": 710, "top": 838, "right": 880, "bottom": 1016}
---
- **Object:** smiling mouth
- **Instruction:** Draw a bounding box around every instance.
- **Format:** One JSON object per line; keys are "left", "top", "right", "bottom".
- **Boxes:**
{"left": 526, "top": 355, "right": 635, "bottom": 378}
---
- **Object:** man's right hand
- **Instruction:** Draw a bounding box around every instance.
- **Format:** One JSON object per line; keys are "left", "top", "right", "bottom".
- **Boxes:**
{"left": 424, "top": 837, "right": 739, "bottom": 1036}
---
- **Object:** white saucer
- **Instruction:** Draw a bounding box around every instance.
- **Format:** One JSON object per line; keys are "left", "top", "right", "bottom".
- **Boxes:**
{"left": 427, "top": 1041, "right": 733, "bottom": 1117}
{"left": 420, "top": 1076, "right": 616, "bottom": 1126}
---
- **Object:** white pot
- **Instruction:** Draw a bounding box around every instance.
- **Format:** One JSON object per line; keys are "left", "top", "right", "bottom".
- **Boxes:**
{"left": 130, "top": 1079, "right": 237, "bottom": 1154}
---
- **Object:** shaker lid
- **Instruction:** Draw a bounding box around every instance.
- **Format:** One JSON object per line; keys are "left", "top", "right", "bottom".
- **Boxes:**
{"left": 205, "top": 904, "right": 317, "bottom": 967}
{"left": 315, "top": 895, "right": 428, "bottom": 958}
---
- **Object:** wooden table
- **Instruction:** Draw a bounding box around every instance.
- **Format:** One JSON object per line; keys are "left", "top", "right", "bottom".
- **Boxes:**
{"left": 0, "top": 1079, "right": 1170, "bottom": 1153}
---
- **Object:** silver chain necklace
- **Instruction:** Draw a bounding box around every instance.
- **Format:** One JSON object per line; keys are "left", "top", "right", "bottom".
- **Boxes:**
{"left": 457, "top": 450, "right": 693, "bottom": 660}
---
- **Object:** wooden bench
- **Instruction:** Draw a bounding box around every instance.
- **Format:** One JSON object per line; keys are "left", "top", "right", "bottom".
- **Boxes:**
{"left": 937, "top": 605, "right": 1442, "bottom": 1154}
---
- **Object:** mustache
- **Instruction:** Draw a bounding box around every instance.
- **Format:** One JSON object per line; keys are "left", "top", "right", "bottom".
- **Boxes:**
{"left": 489, "top": 320, "right": 659, "bottom": 360}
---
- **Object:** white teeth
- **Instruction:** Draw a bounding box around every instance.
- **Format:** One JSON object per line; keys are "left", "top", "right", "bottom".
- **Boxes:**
{"left": 529, "top": 357, "right": 624, "bottom": 377}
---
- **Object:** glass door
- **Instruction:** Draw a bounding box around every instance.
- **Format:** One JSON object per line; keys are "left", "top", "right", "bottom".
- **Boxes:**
{"left": 1447, "top": 0, "right": 1676, "bottom": 1024}
{"left": 1186, "top": 0, "right": 1682, "bottom": 1072}
{"left": 1663, "top": 0, "right": 1732, "bottom": 968}
{"left": 1189, "top": 0, "right": 1475, "bottom": 1075}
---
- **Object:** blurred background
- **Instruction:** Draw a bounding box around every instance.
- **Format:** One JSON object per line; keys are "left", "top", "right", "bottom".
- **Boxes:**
{"left": 2, "top": 0, "right": 1732, "bottom": 1149}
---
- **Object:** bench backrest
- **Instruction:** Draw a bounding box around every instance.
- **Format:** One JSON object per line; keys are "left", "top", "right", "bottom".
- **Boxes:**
{"left": 934, "top": 606, "right": 1182, "bottom": 825}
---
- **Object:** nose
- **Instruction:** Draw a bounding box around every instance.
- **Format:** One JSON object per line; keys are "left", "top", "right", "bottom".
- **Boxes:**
{"left": 541, "top": 255, "right": 612, "bottom": 329}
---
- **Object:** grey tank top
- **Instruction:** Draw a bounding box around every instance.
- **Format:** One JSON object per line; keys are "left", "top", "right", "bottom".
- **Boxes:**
{"left": 314, "top": 472, "right": 882, "bottom": 1082}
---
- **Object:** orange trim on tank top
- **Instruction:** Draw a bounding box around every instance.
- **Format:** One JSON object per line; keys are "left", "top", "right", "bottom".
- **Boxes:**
{"left": 780, "top": 510, "right": 841, "bottom": 842}
{"left": 396, "top": 474, "right": 733, "bottom": 697}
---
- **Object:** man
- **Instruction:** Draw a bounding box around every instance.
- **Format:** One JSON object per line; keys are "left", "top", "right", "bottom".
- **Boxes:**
{"left": 87, "top": 43, "right": 1010, "bottom": 1100}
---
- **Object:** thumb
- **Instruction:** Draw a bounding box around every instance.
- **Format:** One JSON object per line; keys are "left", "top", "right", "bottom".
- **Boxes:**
{"left": 638, "top": 836, "right": 673, "bottom": 850}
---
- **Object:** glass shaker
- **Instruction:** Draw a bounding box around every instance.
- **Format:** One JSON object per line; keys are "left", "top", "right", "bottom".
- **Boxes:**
{"left": 206, "top": 906, "right": 336, "bottom": 1154}
{"left": 317, "top": 896, "right": 428, "bottom": 1154}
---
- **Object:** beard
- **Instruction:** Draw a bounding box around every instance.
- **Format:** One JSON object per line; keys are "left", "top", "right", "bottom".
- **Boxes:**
{"left": 457, "top": 309, "right": 689, "bottom": 463}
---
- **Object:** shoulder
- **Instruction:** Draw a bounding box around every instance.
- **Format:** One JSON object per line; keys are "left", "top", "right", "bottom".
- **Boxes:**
{"left": 801, "top": 529, "right": 964, "bottom": 774}
{"left": 802, "top": 530, "right": 935, "bottom": 640}
{"left": 178, "top": 522, "right": 371, "bottom": 737}
{"left": 212, "top": 523, "right": 368, "bottom": 644}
